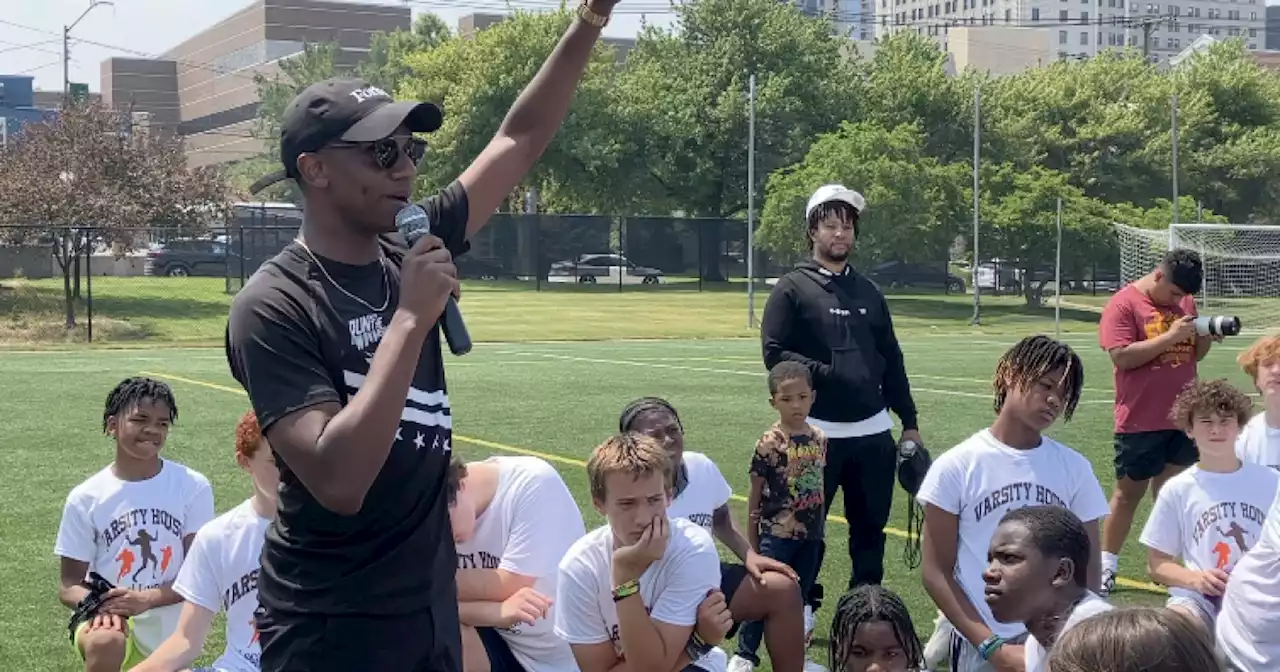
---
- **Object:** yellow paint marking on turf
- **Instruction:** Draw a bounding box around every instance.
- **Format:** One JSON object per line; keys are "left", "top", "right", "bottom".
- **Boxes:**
{"left": 141, "top": 369, "right": 1164, "bottom": 595}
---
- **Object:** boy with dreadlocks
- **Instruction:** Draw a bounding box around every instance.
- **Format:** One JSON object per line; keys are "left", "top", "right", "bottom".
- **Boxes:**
{"left": 55, "top": 377, "right": 215, "bottom": 672}
{"left": 828, "top": 584, "right": 924, "bottom": 672}
{"left": 1138, "top": 379, "right": 1277, "bottom": 633}
{"left": 916, "top": 335, "right": 1109, "bottom": 672}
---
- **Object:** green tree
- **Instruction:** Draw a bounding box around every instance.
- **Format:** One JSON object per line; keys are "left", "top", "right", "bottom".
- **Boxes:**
{"left": 359, "top": 13, "right": 453, "bottom": 94}
{"left": 399, "top": 10, "right": 624, "bottom": 209}
{"left": 613, "top": 0, "right": 862, "bottom": 278}
{"left": 979, "top": 164, "right": 1116, "bottom": 305}
{"left": 759, "top": 121, "right": 969, "bottom": 265}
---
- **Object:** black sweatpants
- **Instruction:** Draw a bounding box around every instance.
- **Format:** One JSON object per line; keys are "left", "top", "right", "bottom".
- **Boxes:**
{"left": 816, "top": 430, "right": 898, "bottom": 591}
{"left": 255, "top": 604, "right": 461, "bottom": 672}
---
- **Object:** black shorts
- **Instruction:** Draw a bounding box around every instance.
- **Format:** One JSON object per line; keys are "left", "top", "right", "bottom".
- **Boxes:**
{"left": 720, "top": 561, "right": 748, "bottom": 639}
{"left": 477, "top": 627, "right": 526, "bottom": 672}
{"left": 254, "top": 605, "right": 461, "bottom": 672}
{"left": 1114, "top": 430, "right": 1198, "bottom": 481}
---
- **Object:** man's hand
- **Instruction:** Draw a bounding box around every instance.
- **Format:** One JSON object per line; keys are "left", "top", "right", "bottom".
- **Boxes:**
{"left": 744, "top": 549, "right": 798, "bottom": 586}
{"left": 498, "top": 587, "right": 553, "bottom": 628}
{"left": 396, "top": 234, "right": 459, "bottom": 330}
{"left": 989, "top": 644, "right": 1027, "bottom": 672}
{"left": 900, "top": 429, "right": 924, "bottom": 450}
{"left": 695, "top": 589, "right": 733, "bottom": 646}
{"left": 98, "top": 588, "right": 152, "bottom": 617}
{"left": 1192, "top": 569, "right": 1230, "bottom": 596}
{"left": 1163, "top": 316, "right": 1198, "bottom": 346}
{"left": 612, "top": 515, "right": 669, "bottom": 585}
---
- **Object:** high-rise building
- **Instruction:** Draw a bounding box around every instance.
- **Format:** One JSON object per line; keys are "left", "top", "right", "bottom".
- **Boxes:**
{"left": 875, "top": 0, "right": 1265, "bottom": 70}
{"left": 99, "top": 0, "right": 410, "bottom": 167}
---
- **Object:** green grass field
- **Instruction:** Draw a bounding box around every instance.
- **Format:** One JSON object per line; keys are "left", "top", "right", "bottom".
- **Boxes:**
{"left": 0, "top": 282, "right": 1262, "bottom": 670}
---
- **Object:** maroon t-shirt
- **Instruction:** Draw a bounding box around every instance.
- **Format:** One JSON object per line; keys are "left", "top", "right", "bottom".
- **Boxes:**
{"left": 1099, "top": 284, "right": 1198, "bottom": 434}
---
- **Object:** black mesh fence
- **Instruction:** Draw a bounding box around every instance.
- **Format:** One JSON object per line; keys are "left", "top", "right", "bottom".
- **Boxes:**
{"left": 0, "top": 216, "right": 1121, "bottom": 344}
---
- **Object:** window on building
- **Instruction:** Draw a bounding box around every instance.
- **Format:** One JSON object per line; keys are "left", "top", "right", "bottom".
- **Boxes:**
{"left": 1249, "top": 28, "right": 1257, "bottom": 37}
{"left": 1060, "top": 9, "right": 1069, "bottom": 19}
{"left": 1081, "top": 10, "right": 1090, "bottom": 22}
{"left": 1032, "top": 7, "right": 1041, "bottom": 19}
{"left": 1060, "top": 29, "right": 1069, "bottom": 43}
{"left": 1005, "top": 8, "right": 1011, "bottom": 21}
{"left": 1081, "top": 31, "right": 1089, "bottom": 43}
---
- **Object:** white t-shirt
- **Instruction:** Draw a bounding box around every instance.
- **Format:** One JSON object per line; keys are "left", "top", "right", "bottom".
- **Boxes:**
{"left": 53, "top": 460, "right": 215, "bottom": 654}
{"left": 554, "top": 517, "right": 727, "bottom": 672}
{"left": 1217, "top": 473, "right": 1280, "bottom": 671}
{"left": 1237, "top": 413, "right": 1280, "bottom": 471}
{"left": 455, "top": 456, "right": 586, "bottom": 672}
{"left": 666, "top": 452, "right": 733, "bottom": 533}
{"left": 1023, "top": 591, "right": 1113, "bottom": 672}
{"left": 915, "top": 429, "right": 1110, "bottom": 639}
{"left": 172, "top": 498, "right": 271, "bottom": 672}
{"left": 1141, "top": 463, "right": 1279, "bottom": 614}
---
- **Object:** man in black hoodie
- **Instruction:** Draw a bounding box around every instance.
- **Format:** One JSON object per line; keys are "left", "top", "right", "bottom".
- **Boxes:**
{"left": 761, "top": 184, "right": 921, "bottom": 592}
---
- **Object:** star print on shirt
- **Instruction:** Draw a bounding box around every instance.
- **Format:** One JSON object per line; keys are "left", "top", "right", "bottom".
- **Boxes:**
{"left": 414, "top": 432, "right": 425, "bottom": 450}
{"left": 395, "top": 427, "right": 403, "bottom": 442}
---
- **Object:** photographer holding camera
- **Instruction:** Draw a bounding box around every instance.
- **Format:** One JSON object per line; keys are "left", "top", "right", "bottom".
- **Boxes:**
{"left": 1095, "top": 249, "right": 1228, "bottom": 597}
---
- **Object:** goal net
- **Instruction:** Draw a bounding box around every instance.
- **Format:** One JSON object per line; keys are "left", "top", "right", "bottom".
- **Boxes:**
{"left": 1115, "top": 222, "right": 1280, "bottom": 335}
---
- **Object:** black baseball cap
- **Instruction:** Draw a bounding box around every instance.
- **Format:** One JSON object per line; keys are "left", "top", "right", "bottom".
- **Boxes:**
{"left": 248, "top": 77, "right": 443, "bottom": 194}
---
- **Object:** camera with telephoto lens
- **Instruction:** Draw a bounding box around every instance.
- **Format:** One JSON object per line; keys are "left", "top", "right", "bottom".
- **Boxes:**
{"left": 1195, "top": 315, "right": 1242, "bottom": 338}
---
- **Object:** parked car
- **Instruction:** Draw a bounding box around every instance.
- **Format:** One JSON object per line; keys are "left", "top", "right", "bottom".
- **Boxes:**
{"left": 547, "top": 253, "right": 665, "bottom": 285}
{"left": 144, "top": 237, "right": 240, "bottom": 277}
{"left": 866, "top": 260, "right": 967, "bottom": 293}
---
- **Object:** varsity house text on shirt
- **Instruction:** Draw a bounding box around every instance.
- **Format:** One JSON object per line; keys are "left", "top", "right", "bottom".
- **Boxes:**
{"left": 1191, "top": 502, "right": 1268, "bottom": 546}
{"left": 972, "top": 483, "right": 1068, "bottom": 523}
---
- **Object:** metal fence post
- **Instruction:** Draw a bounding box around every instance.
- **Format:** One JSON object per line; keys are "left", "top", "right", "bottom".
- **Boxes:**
{"left": 85, "top": 227, "right": 94, "bottom": 343}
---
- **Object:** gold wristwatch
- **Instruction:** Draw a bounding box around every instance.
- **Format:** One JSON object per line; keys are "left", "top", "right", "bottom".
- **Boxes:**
{"left": 578, "top": 2, "right": 610, "bottom": 27}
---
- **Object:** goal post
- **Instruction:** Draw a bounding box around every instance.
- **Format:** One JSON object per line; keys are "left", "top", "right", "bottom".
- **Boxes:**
{"left": 1115, "top": 222, "right": 1280, "bottom": 335}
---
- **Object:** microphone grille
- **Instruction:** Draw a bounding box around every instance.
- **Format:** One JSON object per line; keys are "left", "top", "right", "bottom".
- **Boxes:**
{"left": 395, "top": 203, "right": 431, "bottom": 244}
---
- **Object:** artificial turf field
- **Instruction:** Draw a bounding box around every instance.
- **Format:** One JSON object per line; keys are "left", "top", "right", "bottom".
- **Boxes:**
{"left": 1, "top": 300, "right": 1264, "bottom": 670}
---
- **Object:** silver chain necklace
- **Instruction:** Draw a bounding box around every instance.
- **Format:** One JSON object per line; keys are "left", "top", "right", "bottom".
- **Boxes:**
{"left": 294, "top": 236, "right": 391, "bottom": 313}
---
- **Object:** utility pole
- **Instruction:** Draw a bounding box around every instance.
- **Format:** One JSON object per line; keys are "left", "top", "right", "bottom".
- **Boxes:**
{"left": 63, "top": 2, "right": 114, "bottom": 101}
{"left": 1138, "top": 13, "right": 1172, "bottom": 62}
{"left": 746, "top": 72, "right": 758, "bottom": 329}
{"left": 1171, "top": 93, "right": 1180, "bottom": 224}
{"left": 970, "top": 84, "right": 981, "bottom": 326}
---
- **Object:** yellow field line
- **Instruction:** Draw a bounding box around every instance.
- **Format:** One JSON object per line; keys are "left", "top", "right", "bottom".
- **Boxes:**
{"left": 139, "top": 369, "right": 1164, "bottom": 595}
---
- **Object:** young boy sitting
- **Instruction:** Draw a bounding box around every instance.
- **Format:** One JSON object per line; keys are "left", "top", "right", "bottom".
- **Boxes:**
{"left": 55, "top": 377, "right": 216, "bottom": 672}
{"left": 984, "top": 505, "right": 1114, "bottom": 672}
{"left": 554, "top": 433, "right": 733, "bottom": 672}
{"left": 735, "top": 361, "right": 827, "bottom": 670}
{"left": 132, "top": 410, "right": 277, "bottom": 672}
{"left": 1235, "top": 335, "right": 1280, "bottom": 471}
{"left": 1139, "top": 378, "right": 1279, "bottom": 632}
{"left": 917, "top": 335, "right": 1110, "bottom": 672}
{"left": 447, "top": 454, "right": 588, "bottom": 672}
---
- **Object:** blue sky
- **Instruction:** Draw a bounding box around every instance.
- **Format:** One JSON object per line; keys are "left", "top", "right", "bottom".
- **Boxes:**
{"left": 1, "top": 0, "right": 674, "bottom": 93}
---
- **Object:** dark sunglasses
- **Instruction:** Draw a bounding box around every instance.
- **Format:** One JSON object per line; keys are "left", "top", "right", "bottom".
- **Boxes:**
{"left": 328, "top": 136, "right": 428, "bottom": 170}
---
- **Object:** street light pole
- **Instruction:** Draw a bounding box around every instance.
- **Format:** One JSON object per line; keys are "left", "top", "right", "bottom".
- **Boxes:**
{"left": 63, "top": 1, "right": 114, "bottom": 100}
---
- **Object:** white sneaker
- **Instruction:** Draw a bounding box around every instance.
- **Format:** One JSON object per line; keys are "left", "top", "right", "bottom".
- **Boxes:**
{"left": 803, "top": 659, "right": 828, "bottom": 672}
{"left": 803, "top": 604, "right": 817, "bottom": 648}
{"left": 726, "top": 655, "right": 755, "bottom": 672}
{"left": 923, "top": 611, "right": 953, "bottom": 670}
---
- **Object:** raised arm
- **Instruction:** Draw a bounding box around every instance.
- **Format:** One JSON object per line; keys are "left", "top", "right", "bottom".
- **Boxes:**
{"left": 457, "top": 0, "right": 617, "bottom": 238}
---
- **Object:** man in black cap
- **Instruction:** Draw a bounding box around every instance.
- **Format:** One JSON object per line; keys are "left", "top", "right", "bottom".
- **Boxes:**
{"left": 224, "top": 3, "right": 619, "bottom": 670}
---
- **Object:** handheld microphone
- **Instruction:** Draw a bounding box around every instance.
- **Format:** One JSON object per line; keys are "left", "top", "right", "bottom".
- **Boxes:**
{"left": 395, "top": 204, "right": 472, "bottom": 356}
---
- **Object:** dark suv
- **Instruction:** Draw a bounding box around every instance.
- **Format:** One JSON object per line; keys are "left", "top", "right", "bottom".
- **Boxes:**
{"left": 144, "top": 238, "right": 235, "bottom": 277}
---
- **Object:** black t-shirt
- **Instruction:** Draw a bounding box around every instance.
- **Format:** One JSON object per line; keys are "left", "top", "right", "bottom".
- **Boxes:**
{"left": 224, "top": 182, "right": 470, "bottom": 630}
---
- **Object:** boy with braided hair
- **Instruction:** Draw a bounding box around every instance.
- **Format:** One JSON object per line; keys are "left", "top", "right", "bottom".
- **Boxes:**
{"left": 828, "top": 585, "right": 924, "bottom": 672}
{"left": 917, "top": 335, "right": 1109, "bottom": 671}
{"left": 55, "top": 377, "right": 215, "bottom": 672}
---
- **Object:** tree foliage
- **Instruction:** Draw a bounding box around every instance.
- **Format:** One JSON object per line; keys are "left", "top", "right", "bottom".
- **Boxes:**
{"left": 359, "top": 13, "right": 453, "bottom": 94}
{"left": 0, "top": 101, "right": 232, "bottom": 327}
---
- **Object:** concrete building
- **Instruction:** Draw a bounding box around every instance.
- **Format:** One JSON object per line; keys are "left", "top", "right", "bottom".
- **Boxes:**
{"left": 99, "top": 0, "right": 410, "bottom": 167}
{"left": 877, "top": 0, "right": 1266, "bottom": 71}
{"left": 0, "top": 75, "right": 57, "bottom": 146}
{"left": 1267, "top": 4, "right": 1280, "bottom": 50}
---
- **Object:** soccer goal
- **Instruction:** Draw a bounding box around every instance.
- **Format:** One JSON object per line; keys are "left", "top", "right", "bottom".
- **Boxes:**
{"left": 1115, "top": 222, "right": 1280, "bottom": 335}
